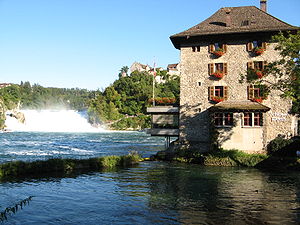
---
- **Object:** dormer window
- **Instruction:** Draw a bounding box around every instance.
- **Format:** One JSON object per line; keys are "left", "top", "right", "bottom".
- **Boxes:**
{"left": 241, "top": 20, "right": 250, "bottom": 26}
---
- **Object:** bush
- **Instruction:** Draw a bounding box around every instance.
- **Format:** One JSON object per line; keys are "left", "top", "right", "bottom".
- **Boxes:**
{"left": 267, "top": 136, "right": 293, "bottom": 155}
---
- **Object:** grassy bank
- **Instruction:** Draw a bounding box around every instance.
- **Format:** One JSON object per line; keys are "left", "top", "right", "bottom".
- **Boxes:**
{"left": 153, "top": 148, "right": 300, "bottom": 170}
{"left": 0, "top": 153, "right": 141, "bottom": 179}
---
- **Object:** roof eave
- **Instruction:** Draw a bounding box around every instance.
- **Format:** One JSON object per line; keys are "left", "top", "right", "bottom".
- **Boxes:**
{"left": 170, "top": 27, "right": 299, "bottom": 49}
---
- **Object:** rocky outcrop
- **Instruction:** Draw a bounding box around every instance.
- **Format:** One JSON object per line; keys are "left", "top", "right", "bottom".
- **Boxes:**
{"left": 6, "top": 110, "right": 26, "bottom": 124}
{"left": 0, "top": 99, "right": 6, "bottom": 130}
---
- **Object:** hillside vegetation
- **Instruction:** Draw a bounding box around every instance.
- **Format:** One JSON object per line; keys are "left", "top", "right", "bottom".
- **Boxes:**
{"left": 0, "top": 69, "right": 179, "bottom": 130}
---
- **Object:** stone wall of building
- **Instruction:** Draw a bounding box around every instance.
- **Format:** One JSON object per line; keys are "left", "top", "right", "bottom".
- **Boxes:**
{"left": 179, "top": 40, "right": 296, "bottom": 152}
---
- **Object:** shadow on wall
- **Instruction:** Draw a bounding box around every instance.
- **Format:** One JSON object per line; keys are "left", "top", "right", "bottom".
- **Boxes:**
{"left": 179, "top": 103, "right": 235, "bottom": 150}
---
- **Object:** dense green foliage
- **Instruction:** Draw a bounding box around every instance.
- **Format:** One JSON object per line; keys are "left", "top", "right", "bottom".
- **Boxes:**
{"left": 266, "top": 136, "right": 293, "bottom": 155}
{"left": 0, "top": 82, "right": 94, "bottom": 110}
{"left": 266, "top": 31, "right": 300, "bottom": 115}
{"left": 88, "top": 69, "right": 179, "bottom": 129}
{"left": 0, "top": 68, "right": 179, "bottom": 130}
{"left": 0, "top": 153, "right": 141, "bottom": 179}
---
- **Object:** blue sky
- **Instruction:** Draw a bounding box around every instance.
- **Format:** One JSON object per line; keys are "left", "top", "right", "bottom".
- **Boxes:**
{"left": 0, "top": 0, "right": 299, "bottom": 90}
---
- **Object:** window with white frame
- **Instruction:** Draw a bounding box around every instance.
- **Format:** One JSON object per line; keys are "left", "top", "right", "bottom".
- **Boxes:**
{"left": 243, "top": 112, "right": 263, "bottom": 127}
{"left": 213, "top": 112, "right": 234, "bottom": 127}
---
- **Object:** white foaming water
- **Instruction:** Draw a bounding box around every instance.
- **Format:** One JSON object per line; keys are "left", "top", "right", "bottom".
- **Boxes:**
{"left": 5, "top": 109, "right": 105, "bottom": 133}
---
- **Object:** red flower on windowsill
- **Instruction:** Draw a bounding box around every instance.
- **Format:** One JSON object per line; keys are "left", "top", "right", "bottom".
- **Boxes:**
{"left": 255, "top": 70, "right": 264, "bottom": 78}
{"left": 148, "top": 97, "right": 176, "bottom": 105}
{"left": 212, "top": 48, "right": 225, "bottom": 57}
{"left": 254, "top": 47, "right": 265, "bottom": 56}
{"left": 211, "top": 96, "right": 225, "bottom": 103}
{"left": 211, "top": 71, "right": 224, "bottom": 79}
{"left": 251, "top": 97, "right": 263, "bottom": 103}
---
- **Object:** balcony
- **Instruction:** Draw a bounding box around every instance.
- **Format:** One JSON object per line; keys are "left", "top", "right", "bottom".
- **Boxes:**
{"left": 146, "top": 106, "right": 179, "bottom": 137}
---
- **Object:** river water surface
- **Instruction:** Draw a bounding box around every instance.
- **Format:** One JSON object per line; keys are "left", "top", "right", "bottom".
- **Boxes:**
{"left": 0, "top": 131, "right": 299, "bottom": 224}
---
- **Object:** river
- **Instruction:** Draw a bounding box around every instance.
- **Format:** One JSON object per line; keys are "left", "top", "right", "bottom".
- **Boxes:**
{"left": 0, "top": 111, "right": 299, "bottom": 224}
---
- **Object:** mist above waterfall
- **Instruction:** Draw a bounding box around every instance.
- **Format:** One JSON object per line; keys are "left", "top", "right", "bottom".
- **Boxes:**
{"left": 5, "top": 110, "right": 105, "bottom": 132}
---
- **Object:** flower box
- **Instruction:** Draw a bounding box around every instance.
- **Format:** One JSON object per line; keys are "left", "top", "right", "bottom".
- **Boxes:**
{"left": 211, "top": 96, "right": 225, "bottom": 103}
{"left": 255, "top": 70, "right": 264, "bottom": 78}
{"left": 211, "top": 71, "right": 224, "bottom": 79}
{"left": 251, "top": 97, "right": 263, "bottom": 103}
{"left": 212, "top": 49, "right": 225, "bottom": 57}
{"left": 253, "top": 47, "right": 265, "bottom": 56}
{"left": 148, "top": 97, "right": 176, "bottom": 105}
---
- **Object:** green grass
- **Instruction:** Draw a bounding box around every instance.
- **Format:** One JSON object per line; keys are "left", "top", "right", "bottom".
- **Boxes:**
{"left": 156, "top": 148, "right": 269, "bottom": 167}
{"left": 0, "top": 153, "right": 141, "bottom": 179}
{"left": 204, "top": 149, "right": 268, "bottom": 167}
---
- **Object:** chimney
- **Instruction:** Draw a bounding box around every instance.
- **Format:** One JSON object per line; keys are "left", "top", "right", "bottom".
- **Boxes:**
{"left": 260, "top": 0, "right": 267, "bottom": 12}
{"left": 225, "top": 9, "right": 232, "bottom": 27}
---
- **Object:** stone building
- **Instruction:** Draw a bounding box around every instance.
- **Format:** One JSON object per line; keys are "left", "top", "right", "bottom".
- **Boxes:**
{"left": 169, "top": 1, "right": 299, "bottom": 153}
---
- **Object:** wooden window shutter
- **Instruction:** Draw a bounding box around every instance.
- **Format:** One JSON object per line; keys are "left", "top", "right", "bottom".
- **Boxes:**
{"left": 248, "top": 85, "right": 254, "bottom": 99}
{"left": 247, "top": 42, "right": 253, "bottom": 51}
{"left": 209, "top": 86, "right": 214, "bottom": 100}
{"left": 208, "top": 63, "right": 214, "bottom": 75}
{"left": 223, "top": 63, "right": 228, "bottom": 75}
{"left": 263, "top": 61, "right": 268, "bottom": 70}
{"left": 209, "top": 44, "right": 215, "bottom": 53}
{"left": 224, "top": 86, "right": 228, "bottom": 100}
{"left": 222, "top": 44, "right": 227, "bottom": 53}
{"left": 247, "top": 62, "right": 254, "bottom": 70}
{"left": 262, "top": 42, "right": 267, "bottom": 50}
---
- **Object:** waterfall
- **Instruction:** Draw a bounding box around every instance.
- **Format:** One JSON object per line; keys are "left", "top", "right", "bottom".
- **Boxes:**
{"left": 5, "top": 110, "right": 105, "bottom": 132}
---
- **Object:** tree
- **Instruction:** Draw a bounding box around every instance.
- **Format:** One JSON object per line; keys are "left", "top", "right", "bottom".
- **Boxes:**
{"left": 118, "top": 66, "right": 129, "bottom": 78}
{"left": 266, "top": 31, "right": 300, "bottom": 115}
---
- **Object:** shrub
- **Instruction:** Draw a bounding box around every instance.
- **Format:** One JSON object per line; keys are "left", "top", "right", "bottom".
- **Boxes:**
{"left": 267, "top": 136, "right": 293, "bottom": 155}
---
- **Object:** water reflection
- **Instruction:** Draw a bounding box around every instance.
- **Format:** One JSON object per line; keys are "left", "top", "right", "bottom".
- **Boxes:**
{"left": 0, "top": 162, "right": 299, "bottom": 224}
{"left": 144, "top": 163, "right": 300, "bottom": 224}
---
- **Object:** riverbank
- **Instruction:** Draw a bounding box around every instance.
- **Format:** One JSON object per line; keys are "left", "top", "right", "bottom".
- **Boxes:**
{"left": 151, "top": 148, "right": 300, "bottom": 171}
{"left": 0, "top": 153, "right": 141, "bottom": 179}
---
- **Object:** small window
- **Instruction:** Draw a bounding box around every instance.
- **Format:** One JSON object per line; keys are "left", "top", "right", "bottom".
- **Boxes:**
{"left": 213, "top": 112, "right": 234, "bottom": 127}
{"left": 244, "top": 112, "right": 252, "bottom": 126}
{"left": 208, "top": 63, "right": 228, "bottom": 75}
{"left": 209, "top": 86, "right": 228, "bottom": 102}
{"left": 214, "top": 113, "right": 223, "bottom": 126}
{"left": 247, "top": 61, "right": 267, "bottom": 71}
{"left": 243, "top": 112, "right": 263, "bottom": 127}
{"left": 209, "top": 43, "right": 227, "bottom": 53}
{"left": 214, "top": 86, "right": 224, "bottom": 97}
{"left": 248, "top": 85, "right": 269, "bottom": 100}
{"left": 241, "top": 20, "right": 249, "bottom": 26}
{"left": 215, "top": 63, "right": 224, "bottom": 72}
{"left": 224, "top": 113, "right": 234, "bottom": 126}
{"left": 247, "top": 41, "right": 267, "bottom": 51}
{"left": 192, "top": 46, "right": 200, "bottom": 52}
{"left": 254, "top": 112, "right": 262, "bottom": 126}
{"left": 254, "top": 61, "right": 263, "bottom": 70}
